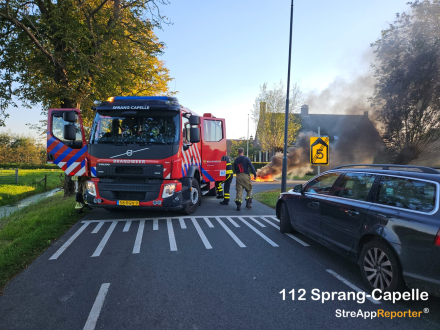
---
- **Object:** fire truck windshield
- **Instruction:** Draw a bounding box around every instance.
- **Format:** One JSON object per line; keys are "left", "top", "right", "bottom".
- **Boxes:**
{"left": 90, "top": 111, "right": 180, "bottom": 145}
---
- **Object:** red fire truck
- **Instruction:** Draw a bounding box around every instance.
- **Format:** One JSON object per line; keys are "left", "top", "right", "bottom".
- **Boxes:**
{"left": 46, "top": 96, "right": 227, "bottom": 214}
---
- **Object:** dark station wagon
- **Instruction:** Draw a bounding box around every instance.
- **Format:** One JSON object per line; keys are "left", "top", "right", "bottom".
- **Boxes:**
{"left": 276, "top": 164, "right": 440, "bottom": 296}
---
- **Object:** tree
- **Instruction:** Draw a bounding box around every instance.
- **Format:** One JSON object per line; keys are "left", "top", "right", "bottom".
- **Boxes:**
{"left": 0, "top": 0, "right": 172, "bottom": 127}
{"left": 0, "top": 0, "right": 173, "bottom": 195}
{"left": 229, "top": 137, "right": 258, "bottom": 160}
{"left": 251, "top": 81, "right": 302, "bottom": 154}
{"left": 371, "top": 0, "right": 440, "bottom": 164}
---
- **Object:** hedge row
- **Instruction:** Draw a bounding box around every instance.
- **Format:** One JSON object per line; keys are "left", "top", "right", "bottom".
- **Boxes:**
{"left": 0, "top": 163, "right": 59, "bottom": 170}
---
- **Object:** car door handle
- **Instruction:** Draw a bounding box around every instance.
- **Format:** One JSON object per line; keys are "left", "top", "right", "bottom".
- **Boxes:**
{"left": 308, "top": 201, "right": 320, "bottom": 209}
{"left": 345, "top": 209, "right": 360, "bottom": 216}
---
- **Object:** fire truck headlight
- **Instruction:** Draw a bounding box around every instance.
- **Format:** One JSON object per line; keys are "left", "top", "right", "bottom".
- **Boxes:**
{"left": 86, "top": 181, "right": 97, "bottom": 197}
{"left": 162, "top": 183, "right": 177, "bottom": 198}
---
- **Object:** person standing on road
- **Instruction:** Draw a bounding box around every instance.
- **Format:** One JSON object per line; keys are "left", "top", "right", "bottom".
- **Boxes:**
{"left": 234, "top": 148, "right": 257, "bottom": 211}
{"left": 216, "top": 155, "right": 233, "bottom": 205}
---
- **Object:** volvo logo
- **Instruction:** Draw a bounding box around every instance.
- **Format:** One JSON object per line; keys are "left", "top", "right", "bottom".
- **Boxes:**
{"left": 126, "top": 150, "right": 133, "bottom": 156}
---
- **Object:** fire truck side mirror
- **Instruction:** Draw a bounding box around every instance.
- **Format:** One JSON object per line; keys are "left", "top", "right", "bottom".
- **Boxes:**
{"left": 189, "top": 127, "right": 200, "bottom": 143}
{"left": 63, "top": 111, "right": 76, "bottom": 123}
{"left": 63, "top": 124, "right": 77, "bottom": 140}
{"left": 189, "top": 115, "right": 200, "bottom": 126}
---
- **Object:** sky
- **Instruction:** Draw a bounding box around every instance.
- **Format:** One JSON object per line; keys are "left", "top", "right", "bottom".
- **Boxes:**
{"left": 1, "top": 0, "right": 410, "bottom": 141}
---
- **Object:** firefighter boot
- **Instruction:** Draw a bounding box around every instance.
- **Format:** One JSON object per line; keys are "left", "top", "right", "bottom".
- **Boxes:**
{"left": 217, "top": 193, "right": 224, "bottom": 199}
{"left": 219, "top": 199, "right": 229, "bottom": 205}
{"left": 235, "top": 200, "right": 241, "bottom": 211}
{"left": 246, "top": 198, "right": 253, "bottom": 209}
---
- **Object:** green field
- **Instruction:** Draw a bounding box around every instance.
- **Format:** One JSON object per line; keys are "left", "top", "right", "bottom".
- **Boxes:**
{"left": 0, "top": 193, "right": 88, "bottom": 293}
{"left": 0, "top": 169, "right": 64, "bottom": 206}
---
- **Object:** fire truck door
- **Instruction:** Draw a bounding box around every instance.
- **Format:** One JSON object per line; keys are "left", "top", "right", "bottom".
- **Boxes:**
{"left": 47, "top": 109, "right": 88, "bottom": 176}
{"left": 200, "top": 118, "right": 226, "bottom": 182}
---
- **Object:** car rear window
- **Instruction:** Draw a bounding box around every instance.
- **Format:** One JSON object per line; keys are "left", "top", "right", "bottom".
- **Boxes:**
{"left": 375, "top": 176, "right": 437, "bottom": 213}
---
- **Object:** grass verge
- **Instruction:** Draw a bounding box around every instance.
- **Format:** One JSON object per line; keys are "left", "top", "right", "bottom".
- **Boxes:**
{"left": 253, "top": 188, "right": 285, "bottom": 209}
{"left": 0, "top": 169, "right": 64, "bottom": 206}
{"left": 0, "top": 192, "right": 89, "bottom": 294}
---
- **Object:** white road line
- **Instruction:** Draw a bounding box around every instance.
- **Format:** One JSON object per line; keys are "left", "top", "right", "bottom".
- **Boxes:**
{"left": 326, "top": 269, "right": 380, "bottom": 305}
{"left": 260, "top": 217, "right": 279, "bottom": 229}
{"left": 285, "top": 233, "right": 310, "bottom": 247}
{"left": 203, "top": 217, "right": 214, "bottom": 228}
{"left": 123, "top": 220, "right": 131, "bottom": 232}
{"left": 81, "top": 215, "right": 278, "bottom": 223}
{"left": 216, "top": 217, "right": 246, "bottom": 247}
{"left": 248, "top": 217, "right": 265, "bottom": 227}
{"left": 92, "top": 221, "right": 117, "bottom": 257}
{"left": 50, "top": 222, "right": 90, "bottom": 260}
{"left": 179, "top": 218, "right": 187, "bottom": 229}
{"left": 269, "top": 216, "right": 279, "bottom": 223}
{"left": 133, "top": 220, "right": 145, "bottom": 254}
{"left": 238, "top": 217, "right": 279, "bottom": 247}
{"left": 167, "top": 219, "right": 177, "bottom": 251}
{"left": 92, "top": 222, "right": 105, "bottom": 233}
{"left": 83, "top": 283, "right": 111, "bottom": 330}
{"left": 153, "top": 219, "right": 159, "bottom": 230}
{"left": 226, "top": 216, "right": 240, "bottom": 227}
{"left": 191, "top": 219, "right": 212, "bottom": 249}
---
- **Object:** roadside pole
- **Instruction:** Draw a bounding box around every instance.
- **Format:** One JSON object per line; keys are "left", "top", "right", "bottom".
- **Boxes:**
{"left": 281, "top": 0, "right": 295, "bottom": 193}
{"left": 318, "top": 127, "right": 320, "bottom": 175}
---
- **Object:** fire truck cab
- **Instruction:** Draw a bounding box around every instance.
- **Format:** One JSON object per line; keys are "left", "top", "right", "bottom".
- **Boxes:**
{"left": 46, "top": 96, "right": 227, "bottom": 215}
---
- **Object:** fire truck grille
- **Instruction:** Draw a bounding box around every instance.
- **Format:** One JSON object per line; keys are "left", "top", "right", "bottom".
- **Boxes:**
{"left": 115, "top": 166, "right": 143, "bottom": 175}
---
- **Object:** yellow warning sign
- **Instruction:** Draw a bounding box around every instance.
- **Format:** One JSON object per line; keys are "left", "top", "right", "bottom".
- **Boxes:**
{"left": 310, "top": 137, "right": 329, "bottom": 166}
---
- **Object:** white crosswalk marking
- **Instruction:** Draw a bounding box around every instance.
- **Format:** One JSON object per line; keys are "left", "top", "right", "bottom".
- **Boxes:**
{"left": 260, "top": 217, "right": 279, "bottom": 229}
{"left": 216, "top": 217, "right": 246, "bottom": 247}
{"left": 92, "top": 222, "right": 105, "bottom": 233}
{"left": 49, "top": 222, "right": 90, "bottom": 260}
{"left": 238, "top": 217, "right": 279, "bottom": 247}
{"left": 167, "top": 219, "right": 177, "bottom": 251}
{"left": 123, "top": 220, "right": 131, "bottom": 232}
{"left": 203, "top": 217, "right": 214, "bottom": 228}
{"left": 269, "top": 216, "right": 279, "bottom": 223}
{"left": 49, "top": 215, "right": 286, "bottom": 259}
{"left": 133, "top": 220, "right": 145, "bottom": 254}
{"left": 192, "top": 219, "right": 212, "bottom": 249}
{"left": 226, "top": 216, "right": 240, "bottom": 227}
{"left": 285, "top": 233, "right": 309, "bottom": 247}
{"left": 248, "top": 217, "right": 265, "bottom": 227}
{"left": 92, "top": 221, "right": 117, "bottom": 257}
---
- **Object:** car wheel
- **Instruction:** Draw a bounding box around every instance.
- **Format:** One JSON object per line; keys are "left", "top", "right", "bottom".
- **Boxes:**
{"left": 181, "top": 178, "right": 200, "bottom": 215}
{"left": 279, "top": 202, "right": 293, "bottom": 233}
{"left": 359, "top": 239, "right": 404, "bottom": 292}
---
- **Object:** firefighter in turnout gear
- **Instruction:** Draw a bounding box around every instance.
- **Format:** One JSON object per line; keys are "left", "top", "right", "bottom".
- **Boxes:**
{"left": 216, "top": 155, "right": 233, "bottom": 205}
{"left": 233, "top": 148, "right": 257, "bottom": 211}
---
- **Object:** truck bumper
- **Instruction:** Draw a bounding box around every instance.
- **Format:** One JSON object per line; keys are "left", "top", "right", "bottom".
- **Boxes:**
{"left": 85, "top": 191, "right": 184, "bottom": 210}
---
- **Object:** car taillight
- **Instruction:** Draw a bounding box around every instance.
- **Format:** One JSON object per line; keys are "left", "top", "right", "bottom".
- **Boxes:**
{"left": 435, "top": 229, "right": 440, "bottom": 246}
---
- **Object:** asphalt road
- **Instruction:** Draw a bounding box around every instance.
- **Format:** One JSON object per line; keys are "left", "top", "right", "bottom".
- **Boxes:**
{"left": 0, "top": 179, "right": 439, "bottom": 330}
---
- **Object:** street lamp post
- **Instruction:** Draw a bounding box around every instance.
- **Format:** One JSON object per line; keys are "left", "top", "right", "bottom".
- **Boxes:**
{"left": 281, "top": 0, "right": 295, "bottom": 193}
{"left": 247, "top": 114, "right": 249, "bottom": 157}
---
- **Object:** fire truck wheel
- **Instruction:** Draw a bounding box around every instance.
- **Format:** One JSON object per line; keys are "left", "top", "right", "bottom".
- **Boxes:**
{"left": 182, "top": 178, "right": 200, "bottom": 215}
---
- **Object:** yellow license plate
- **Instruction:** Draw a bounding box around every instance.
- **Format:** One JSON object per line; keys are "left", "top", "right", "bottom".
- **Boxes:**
{"left": 117, "top": 200, "right": 139, "bottom": 206}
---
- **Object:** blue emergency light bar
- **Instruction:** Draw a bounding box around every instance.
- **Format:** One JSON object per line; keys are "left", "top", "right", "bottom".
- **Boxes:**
{"left": 113, "top": 96, "right": 177, "bottom": 101}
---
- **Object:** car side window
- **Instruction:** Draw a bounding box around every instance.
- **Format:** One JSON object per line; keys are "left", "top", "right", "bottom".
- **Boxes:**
{"left": 375, "top": 176, "right": 436, "bottom": 213}
{"left": 333, "top": 173, "right": 376, "bottom": 201}
{"left": 303, "top": 172, "right": 340, "bottom": 195}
